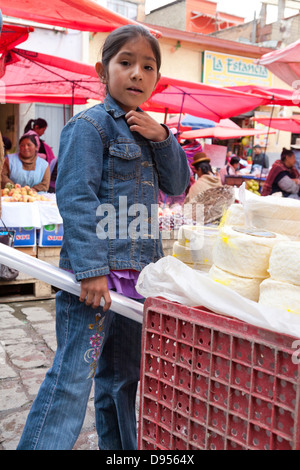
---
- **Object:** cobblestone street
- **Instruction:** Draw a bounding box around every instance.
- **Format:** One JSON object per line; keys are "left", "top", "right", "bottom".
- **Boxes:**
{"left": 0, "top": 299, "right": 99, "bottom": 450}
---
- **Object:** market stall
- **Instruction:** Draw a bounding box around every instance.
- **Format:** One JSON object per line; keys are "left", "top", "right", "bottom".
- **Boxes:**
{"left": 135, "top": 188, "right": 300, "bottom": 449}
{"left": 224, "top": 174, "right": 266, "bottom": 189}
{"left": 2, "top": 187, "right": 300, "bottom": 450}
{"left": 0, "top": 193, "right": 63, "bottom": 301}
{"left": 0, "top": 197, "right": 62, "bottom": 230}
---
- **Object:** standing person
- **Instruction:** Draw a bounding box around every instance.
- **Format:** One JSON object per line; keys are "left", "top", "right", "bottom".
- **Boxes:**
{"left": 24, "top": 118, "right": 56, "bottom": 166}
{"left": 251, "top": 144, "right": 269, "bottom": 172}
{"left": 17, "top": 24, "right": 190, "bottom": 451}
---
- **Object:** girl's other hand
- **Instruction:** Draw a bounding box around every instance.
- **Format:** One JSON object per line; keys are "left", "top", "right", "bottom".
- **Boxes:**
{"left": 80, "top": 275, "right": 112, "bottom": 311}
{"left": 125, "top": 110, "right": 168, "bottom": 142}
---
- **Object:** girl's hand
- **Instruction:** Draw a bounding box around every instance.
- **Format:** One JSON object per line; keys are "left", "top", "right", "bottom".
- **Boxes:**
{"left": 125, "top": 110, "right": 168, "bottom": 142}
{"left": 80, "top": 275, "right": 112, "bottom": 312}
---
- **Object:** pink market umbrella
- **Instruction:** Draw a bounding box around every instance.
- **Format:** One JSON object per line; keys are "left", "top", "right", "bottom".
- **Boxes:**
{"left": 0, "top": 0, "right": 161, "bottom": 37}
{"left": 251, "top": 116, "right": 300, "bottom": 134}
{"left": 180, "top": 122, "right": 275, "bottom": 140}
{"left": 144, "top": 76, "right": 269, "bottom": 122}
{"left": 0, "top": 47, "right": 105, "bottom": 106}
{"left": 227, "top": 85, "right": 298, "bottom": 107}
{"left": 256, "top": 39, "right": 300, "bottom": 87}
{"left": 0, "top": 23, "right": 34, "bottom": 53}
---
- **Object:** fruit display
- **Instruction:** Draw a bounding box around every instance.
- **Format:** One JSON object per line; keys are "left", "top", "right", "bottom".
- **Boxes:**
{"left": 246, "top": 179, "right": 261, "bottom": 195}
{"left": 158, "top": 204, "right": 195, "bottom": 231}
{"left": 1, "top": 183, "right": 51, "bottom": 202}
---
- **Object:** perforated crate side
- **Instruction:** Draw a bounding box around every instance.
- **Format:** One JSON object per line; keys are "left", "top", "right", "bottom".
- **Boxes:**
{"left": 138, "top": 297, "right": 300, "bottom": 451}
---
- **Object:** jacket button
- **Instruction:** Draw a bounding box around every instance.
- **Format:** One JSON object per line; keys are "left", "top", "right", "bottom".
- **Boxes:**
{"left": 142, "top": 161, "right": 149, "bottom": 167}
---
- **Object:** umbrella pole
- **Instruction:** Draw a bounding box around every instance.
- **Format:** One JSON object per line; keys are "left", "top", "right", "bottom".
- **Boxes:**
{"left": 164, "top": 108, "right": 169, "bottom": 124}
{"left": 71, "top": 81, "right": 75, "bottom": 116}
{"left": 176, "top": 92, "right": 186, "bottom": 141}
{"left": 265, "top": 104, "right": 275, "bottom": 152}
{"left": 259, "top": 104, "right": 274, "bottom": 187}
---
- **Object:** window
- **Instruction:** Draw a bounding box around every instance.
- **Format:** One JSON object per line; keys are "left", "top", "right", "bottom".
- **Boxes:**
{"left": 107, "top": 0, "right": 138, "bottom": 20}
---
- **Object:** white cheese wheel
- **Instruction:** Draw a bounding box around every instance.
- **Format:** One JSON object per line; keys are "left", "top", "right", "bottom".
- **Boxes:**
{"left": 213, "top": 226, "right": 285, "bottom": 279}
{"left": 246, "top": 195, "right": 300, "bottom": 221}
{"left": 268, "top": 241, "right": 300, "bottom": 286}
{"left": 240, "top": 196, "right": 300, "bottom": 239}
{"left": 184, "top": 262, "right": 211, "bottom": 273}
{"left": 172, "top": 241, "right": 193, "bottom": 264}
{"left": 178, "top": 225, "right": 204, "bottom": 247}
{"left": 209, "top": 264, "right": 263, "bottom": 302}
{"left": 259, "top": 278, "right": 300, "bottom": 315}
{"left": 250, "top": 216, "right": 300, "bottom": 240}
{"left": 222, "top": 204, "right": 246, "bottom": 227}
{"left": 176, "top": 225, "right": 218, "bottom": 266}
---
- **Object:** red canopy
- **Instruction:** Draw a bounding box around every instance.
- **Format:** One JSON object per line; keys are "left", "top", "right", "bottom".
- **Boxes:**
{"left": 251, "top": 116, "right": 300, "bottom": 134}
{"left": 0, "top": 0, "right": 161, "bottom": 36}
{"left": 0, "top": 23, "right": 34, "bottom": 53}
{"left": 180, "top": 124, "right": 275, "bottom": 140}
{"left": 257, "top": 39, "right": 300, "bottom": 87}
{"left": 144, "top": 76, "right": 270, "bottom": 122}
{"left": 227, "top": 85, "right": 298, "bottom": 107}
{"left": 0, "top": 48, "right": 105, "bottom": 104}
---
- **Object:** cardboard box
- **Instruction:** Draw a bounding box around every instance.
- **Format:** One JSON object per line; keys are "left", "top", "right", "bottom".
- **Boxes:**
{"left": 38, "top": 224, "right": 63, "bottom": 247}
{"left": 7, "top": 227, "right": 36, "bottom": 247}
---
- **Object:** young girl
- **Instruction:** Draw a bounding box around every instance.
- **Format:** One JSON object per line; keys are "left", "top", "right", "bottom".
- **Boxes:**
{"left": 17, "top": 25, "right": 190, "bottom": 451}
{"left": 24, "top": 118, "right": 56, "bottom": 166}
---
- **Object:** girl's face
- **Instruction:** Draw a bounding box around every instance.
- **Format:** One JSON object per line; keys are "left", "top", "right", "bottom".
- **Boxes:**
{"left": 34, "top": 125, "right": 47, "bottom": 137}
{"left": 19, "top": 138, "right": 37, "bottom": 159}
{"left": 97, "top": 36, "right": 161, "bottom": 113}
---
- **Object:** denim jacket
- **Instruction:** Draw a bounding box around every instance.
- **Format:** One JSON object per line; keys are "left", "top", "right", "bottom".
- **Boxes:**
{"left": 56, "top": 94, "right": 190, "bottom": 281}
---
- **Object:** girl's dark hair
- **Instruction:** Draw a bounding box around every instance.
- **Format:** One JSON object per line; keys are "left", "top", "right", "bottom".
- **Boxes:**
{"left": 281, "top": 147, "right": 294, "bottom": 161}
{"left": 3, "top": 136, "right": 12, "bottom": 151}
{"left": 101, "top": 25, "right": 161, "bottom": 74}
{"left": 19, "top": 134, "right": 38, "bottom": 147}
{"left": 230, "top": 156, "right": 240, "bottom": 166}
{"left": 194, "top": 161, "right": 213, "bottom": 175}
{"left": 24, "top": 118, "right": 48, "bottom": 133}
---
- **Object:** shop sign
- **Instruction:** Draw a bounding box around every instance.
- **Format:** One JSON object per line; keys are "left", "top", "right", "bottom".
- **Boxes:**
{"left": 203, "top": 51, "right": 273, "bottom": 88}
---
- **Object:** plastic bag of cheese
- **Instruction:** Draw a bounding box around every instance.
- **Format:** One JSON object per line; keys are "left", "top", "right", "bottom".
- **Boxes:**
{"left": 173, "top": 225, "right": 219, "bottom": 270}
{"left": 136, "top": 256, "right": 300, "bottom": 339}
{"left": 239, "top": 190, "right": 300, "bottom": 240}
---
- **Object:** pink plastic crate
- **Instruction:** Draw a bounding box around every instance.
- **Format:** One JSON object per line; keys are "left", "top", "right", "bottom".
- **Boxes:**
{"left": 138, "top": 297, "right": 300, "bottom": 450}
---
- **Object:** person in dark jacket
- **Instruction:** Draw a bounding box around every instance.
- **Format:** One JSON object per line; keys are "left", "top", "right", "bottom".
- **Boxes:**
{"left": 251, "top": 144, "right": 269, "bottom": 172}
{"left": 262, "top": 148, "right": 300, "bottom": 198}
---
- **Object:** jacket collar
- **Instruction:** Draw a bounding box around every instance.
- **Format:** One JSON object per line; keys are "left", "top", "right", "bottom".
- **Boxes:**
{"left": 103, "top": 93, "right": 143, "bottom": 118}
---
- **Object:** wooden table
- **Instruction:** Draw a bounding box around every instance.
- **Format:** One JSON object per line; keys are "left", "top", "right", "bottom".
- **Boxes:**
{"left": 225, "top": 175, "right": 266, "bottom": 188}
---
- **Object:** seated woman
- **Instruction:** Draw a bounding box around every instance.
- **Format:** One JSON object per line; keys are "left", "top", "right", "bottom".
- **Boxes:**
{"left": 186, "top": 152, "right": 221, "bottom": 201}
{"left": 1, "top": 134, "right": 50, "bottom": 192}
{"left": 24, "top": 118, "right": 56, "bottom": 166}
{"left": 262, "top": 148, "right": 300, "bottom": 199}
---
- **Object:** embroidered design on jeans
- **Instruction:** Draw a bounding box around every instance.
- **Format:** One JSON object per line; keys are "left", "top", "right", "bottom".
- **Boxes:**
{"left": 84, "top": 314, "right": 105, "bottom": 378}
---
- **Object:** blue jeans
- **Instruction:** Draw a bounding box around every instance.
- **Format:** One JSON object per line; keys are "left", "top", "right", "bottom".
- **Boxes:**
{"left": 17, "top": 290, "right": 143, "bottom": 450}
